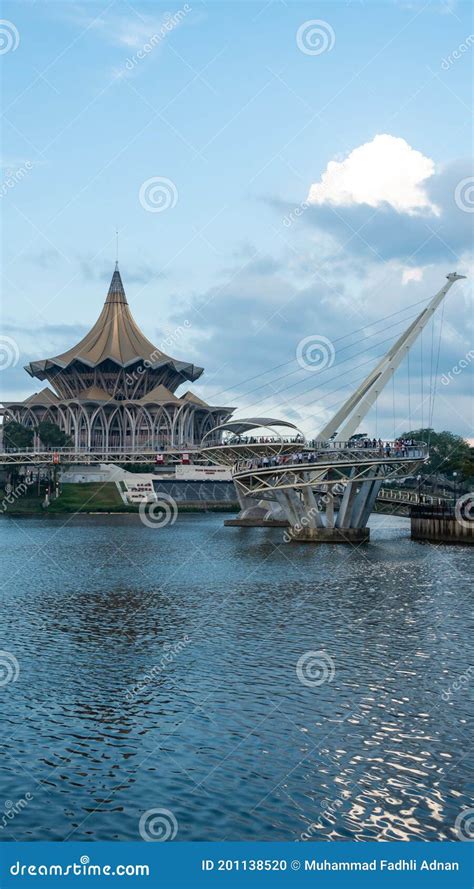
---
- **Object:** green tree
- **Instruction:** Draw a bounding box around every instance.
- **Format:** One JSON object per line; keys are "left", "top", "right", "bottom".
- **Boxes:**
{"left": 37, "top": 421, "right": 71, "bottom": 448}
{"left": 401, "top": 428, "right": 472, "bottom": 480}
{"left": 2, "top": 421, "right": 34, "bottom": 449}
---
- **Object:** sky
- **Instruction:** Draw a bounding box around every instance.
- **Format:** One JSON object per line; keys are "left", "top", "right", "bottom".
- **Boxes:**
{"left": 1, "top": 0, "right": 473, "bottom": 440}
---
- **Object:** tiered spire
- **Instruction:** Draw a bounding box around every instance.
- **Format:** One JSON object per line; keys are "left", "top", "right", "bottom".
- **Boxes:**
{"left": 105, "top": 262, "right": 127, "bottom": 305}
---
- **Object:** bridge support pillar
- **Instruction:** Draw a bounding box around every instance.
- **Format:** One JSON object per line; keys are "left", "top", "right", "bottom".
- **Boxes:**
{"left": 224, "top": 482, "right": 288, "bottom": 527}
{"left": 335, "top": 470, "right": 358, "bottom": 529}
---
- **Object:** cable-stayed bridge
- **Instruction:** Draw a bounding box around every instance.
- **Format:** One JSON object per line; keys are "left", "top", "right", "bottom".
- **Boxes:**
{"left": 202, "top": 273, "right": 466, "bottom": 543}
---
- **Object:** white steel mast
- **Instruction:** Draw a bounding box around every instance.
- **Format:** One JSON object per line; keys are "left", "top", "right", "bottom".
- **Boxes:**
{"left": 317, "top": 273, "right": 466, "bottom": 442}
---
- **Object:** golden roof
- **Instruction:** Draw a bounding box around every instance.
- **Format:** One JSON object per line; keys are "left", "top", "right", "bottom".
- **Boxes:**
{"left": 25, "top": 265, "right": 203, "bottom": 381}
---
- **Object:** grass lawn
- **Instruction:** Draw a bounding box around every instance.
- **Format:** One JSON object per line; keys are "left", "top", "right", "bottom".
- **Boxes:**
{"left": 1, "top": 482, "right": 238, "bottom": 515}
{"left": 1, "top": 482, "right": 131, "bottom": 515}
{"left": 48, "top": 482, "right": 128, "bottom": 513}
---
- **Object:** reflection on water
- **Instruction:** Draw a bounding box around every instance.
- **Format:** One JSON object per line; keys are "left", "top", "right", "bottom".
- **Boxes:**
{"left": 0, "top": 513, "right": 472, "bottom": 841}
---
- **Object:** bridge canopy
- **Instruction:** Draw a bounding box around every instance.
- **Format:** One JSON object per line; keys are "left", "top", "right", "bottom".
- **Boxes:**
{"left": 204, "top": 417, "right": 302, "bottom": 438}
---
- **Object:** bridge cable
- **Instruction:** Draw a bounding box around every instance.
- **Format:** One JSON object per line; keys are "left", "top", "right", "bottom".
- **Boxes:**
{"left": 207, "top": 296, "right": 433, "bottom": 401}
{"left": 407, "top": 349, "right": 412, "bottom": 430}
{"left": 421, "top": 327, "right": 424, "bottom": 434}
{"left": 429, "top": 299, "right": 446, "bottom": 443}
{"left": 392, "top": 373, "right": 396, "bottom": 441}
{"left": 231, "top": 319, "right": 424, "bottom": 408}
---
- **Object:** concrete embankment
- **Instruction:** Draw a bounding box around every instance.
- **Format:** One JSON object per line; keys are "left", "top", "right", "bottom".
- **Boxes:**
{"left": 410, "top": 507, "right": 473, "bottom": 545}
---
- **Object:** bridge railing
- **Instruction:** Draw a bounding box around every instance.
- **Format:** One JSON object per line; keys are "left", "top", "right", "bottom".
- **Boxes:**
{"left": 0, "top": 444, "right": 203, "bottom": 456}
{"left": 233, "top": 442, "right": 428, "bottom": 473}
{"left": 219, "top": 436, "right": 305, "bottom": 446}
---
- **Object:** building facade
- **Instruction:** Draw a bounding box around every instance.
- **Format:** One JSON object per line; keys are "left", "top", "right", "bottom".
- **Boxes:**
{"left": 3, "top": 266, "right": 233, "bottom": 452}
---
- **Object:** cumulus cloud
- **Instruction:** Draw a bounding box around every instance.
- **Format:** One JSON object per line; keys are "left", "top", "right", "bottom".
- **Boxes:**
{"left": 307, "top": 134, "right": 438, "bottom": 215}
{"left": 280, "top": 158, "right": 473, "bottom": 266}
{"left": 402, "top": 267, "right": 425, "bottom": 285}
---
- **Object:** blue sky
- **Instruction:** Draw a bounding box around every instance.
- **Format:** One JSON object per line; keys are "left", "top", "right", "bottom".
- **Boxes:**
{"left": 1, "top": 0, "right": 473, "bottom": 439}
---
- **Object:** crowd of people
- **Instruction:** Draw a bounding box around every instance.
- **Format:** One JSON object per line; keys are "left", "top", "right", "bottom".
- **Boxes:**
{"left": 234, "top": 437, "right": 422, "bottom": 473}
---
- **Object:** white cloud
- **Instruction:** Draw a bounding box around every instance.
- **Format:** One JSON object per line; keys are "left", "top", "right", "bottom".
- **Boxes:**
{"left": 401, "top": 266, "right": 425, "bottom": 285}
{"left": 307, "top": 134, "right": 439, "bottom": 215}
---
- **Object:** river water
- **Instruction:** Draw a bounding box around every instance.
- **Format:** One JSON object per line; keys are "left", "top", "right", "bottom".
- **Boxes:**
{"left": 0, "top": 513, "right": 472, "bottom": 842}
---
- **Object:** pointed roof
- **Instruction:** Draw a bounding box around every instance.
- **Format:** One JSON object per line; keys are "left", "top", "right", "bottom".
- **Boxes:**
{"left": 77, "top": 385, "right": 111, "bottom": 401}
{"left": 25, "top": 265, "right": 204, "bottom": 382}
{"left": 106, "top": 262, "right": 128, "bottom": 305}
{"left": 181, "top": 390, "right": 209, "bottom": 407}
{"left": 139, "top": 384, "right": 181, "bottom": 404}
{"left": 23, "top": 387, "right": 60, "bottom": 405}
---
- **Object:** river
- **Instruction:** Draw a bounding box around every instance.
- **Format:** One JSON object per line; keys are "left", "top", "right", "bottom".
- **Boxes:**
{"left": 0, "top": 513, "right": 472, "bottom": 842}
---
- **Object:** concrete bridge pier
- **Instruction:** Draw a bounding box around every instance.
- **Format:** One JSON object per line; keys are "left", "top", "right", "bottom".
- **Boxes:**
{"left": 224, "top": 481, "right": 288, "bottom": 527}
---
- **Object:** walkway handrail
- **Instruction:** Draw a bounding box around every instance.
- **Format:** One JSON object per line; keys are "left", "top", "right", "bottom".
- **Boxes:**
{"left": 233, "top": 443, "right": 428, "bottom": 474}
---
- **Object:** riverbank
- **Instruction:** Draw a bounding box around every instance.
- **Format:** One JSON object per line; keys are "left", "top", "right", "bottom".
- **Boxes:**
{"left": 1, "top": 483, "right": 239, "bottom": 516}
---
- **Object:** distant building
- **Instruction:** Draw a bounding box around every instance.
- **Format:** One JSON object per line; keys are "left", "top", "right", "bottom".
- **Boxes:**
{"left": 3, "top": 266, "right": 233, "bottom": 451}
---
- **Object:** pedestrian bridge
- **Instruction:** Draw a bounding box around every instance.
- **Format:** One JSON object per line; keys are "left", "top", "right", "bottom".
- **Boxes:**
{"left": 202, "top": 420, "right": 430, "bottom": 542}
